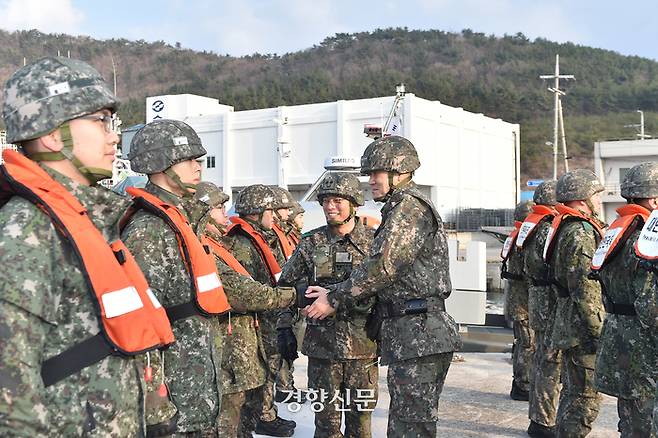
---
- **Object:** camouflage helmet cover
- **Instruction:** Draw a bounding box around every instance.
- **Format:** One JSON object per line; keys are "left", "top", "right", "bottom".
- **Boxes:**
{"left": 360, "top": 135, "right": 420, "bottom": 174}
{"left": 317, "top": 172, "right": 364, "bottom": 206}
{"left": 556, "top": 169, "right": 604, "bottom": 202}
{"left": 194, "top": 181, "right": 229, "bottom": 208}
{"left": 235, "top": 184, "right": 275, "bottom": 215}
{"left": 621, "top": 162, "right": 658, "bottom": 199}
{"left": 2, "top": 56, "right": 118, "bottom": 143}
{"left": 290, "top": 200, "right": 305, "bottom": 217}
{"left": 270, "top": 186, "right": 296, "bottom": 209}
{"left": 514, "top": 200, "right": 535, "bottom": 222}
{"left": 128, "top": 119, "right": 206, "bottom": 174}
{"left": 533, "top": 180, "right": 557, "bottom": 206}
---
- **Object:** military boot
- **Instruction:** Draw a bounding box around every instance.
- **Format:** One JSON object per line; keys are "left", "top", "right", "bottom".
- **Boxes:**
{"left": 254, "top": 417, "right": 295, "bottom": 437}
{"left": 510, "top": 380, "right": 529, "bottom": 401}
{"left": 527, "top": 420, "right": 555, "bottom": 437}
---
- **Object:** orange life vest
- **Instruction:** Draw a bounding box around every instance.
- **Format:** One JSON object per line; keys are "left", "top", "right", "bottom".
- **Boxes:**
{"left": 228, "top": 216, "right": 282, "bottom": 284}
{"left": 591, "top": 204, "right": 649, "bottom": 270}
{"left": 205, "top": 234, "right": 252, "bottom": 278}
{"left": 501, "top": 221, "right": 522, "bottom": 261}
{"left": 0, "top": 149, "right": 175, "bottom": 386}
{"left": 543, "top": 203, "right": 605, "bottom": 262}
{"left": 515, "top": 205, "right": 557, "bottom": 249}
{"left": 125, "top": 187, "right": 230, "bottom": 318}
{"left": 635, "top": 208, "right": 658, "bottom": 260}
{"left": 272, "top": 222, "right": 295, "bottom": 260}
{"left": 289, "top": 230, "right": 301, "bottom": 246}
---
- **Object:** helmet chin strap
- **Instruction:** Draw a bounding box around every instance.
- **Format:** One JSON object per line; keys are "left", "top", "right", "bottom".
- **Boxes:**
{"left": 374, "top": 172, "right": 412, "bottom": 202}
{"left": 585, "top": 198, "right": 607, "bottom": 228}
{"left": 327, "top": 203, "right": 356, "bottom": 226}
{"left": 164, "top": 168, "right": 196, "bottom": 197}
{"left": 26, "top": 123, "right": 113, "bottom": 185}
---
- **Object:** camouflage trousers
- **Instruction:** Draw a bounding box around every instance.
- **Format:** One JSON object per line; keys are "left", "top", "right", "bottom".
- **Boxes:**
{"left": 529, "top": 330, "right": 561, "bottom": 427}
{"left": 276, "top": 359, "right": 294, "bottom": 391}
{"left": 217, "top": 387, "right": 262, "bottom": 438}
{"left": 387, "top": 352, "right": 453, "bottom": 438}
{"left": 617, "top": 396, "right": 655, "bottom": 438}
{"left": 555, "top": 344, "right": 601, "bottom": 438}
{"left": 259, "top": 315, "right": 281, "bottom": 422}
{"left": 512, "top": 319, "right": 535, "bottom": 392}
{"left": 307, "top": 357, "right": 379, "bottom": 438}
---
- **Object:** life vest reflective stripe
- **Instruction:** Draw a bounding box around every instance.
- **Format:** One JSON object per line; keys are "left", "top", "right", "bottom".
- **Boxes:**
{"left": 635, "top": 208, "right": 658, "bottom": 260}
{"left": 543, "top": 203, "right": 605, "bottom": 262}
{"left": 205, "top": 235, "right": 253, "bottom": 278}
{"left": 0, "top": 150, "right": 174, "bottom": 374}
{"left": 501, "top": 221, "right": 522, "bottom": 261}
{"left": 272, "top": 222, "right": 295, "bottom": 260}
{"left": 516, "top": 205, "right": 557, "bottom": 249}
{"left": 591, "top": 204, "right": 648, "bottom": 270}
{"left": 125, "top": 187, "right": 230, "bottom": 316}
{"left": 228, "top": 216, "right": 282, "bottom": 284}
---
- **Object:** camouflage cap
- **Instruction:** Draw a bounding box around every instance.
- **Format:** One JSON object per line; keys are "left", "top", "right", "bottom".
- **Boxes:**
{"left": 514, "top": 200, "right": 535, "bottom": 222}
{"left": 194, "top": 181, "right": 229, "bottom": 208}
{"left": 270, "top": 186, "right": 296, "bottom": 209}
{"left": 128, "top": 119, "right": 206, "bottom": 174}
{"left": 360, "top": 135, "right": 420, "bottom": 174}
{"left": 317, "top": 172, "right": 364, "bottom": 206}
{"left": 2, "top": 56, "right": 118, "bottom": 143}
{"left": 556, "top": 169, "right": 604, "bottom": 202}
{"left": 235, "top": 184, "right": 275, "bottom": 215}
{"left": 621, "top": 162, "right": 658, "bottom": 199}
{"left": 533, "top": 180, "right": 557, "bottom": 206}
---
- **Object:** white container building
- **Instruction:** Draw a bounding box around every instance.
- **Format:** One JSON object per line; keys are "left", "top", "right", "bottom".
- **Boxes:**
{"left": 129, "top": 92, "right": 520, "bottom": 216}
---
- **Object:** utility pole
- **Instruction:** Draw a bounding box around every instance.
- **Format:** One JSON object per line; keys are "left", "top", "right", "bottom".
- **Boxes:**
{"left": 540, "top": 54, "right": 575, "bottom": 179}
{"left": 624, "top": 110, "right": 652, "bottom": 139}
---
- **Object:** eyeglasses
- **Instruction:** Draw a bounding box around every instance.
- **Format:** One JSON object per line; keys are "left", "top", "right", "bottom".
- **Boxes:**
{"left": 79, "top": 113, "right": 122, "bottom": 135}
{"left": 321, "top": 197, "right": 347, "bottom": 206}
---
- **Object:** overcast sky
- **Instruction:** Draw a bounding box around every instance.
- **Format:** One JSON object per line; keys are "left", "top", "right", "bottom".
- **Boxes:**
{"left": 0, "top": 0, "right": 655, "bottom": 60}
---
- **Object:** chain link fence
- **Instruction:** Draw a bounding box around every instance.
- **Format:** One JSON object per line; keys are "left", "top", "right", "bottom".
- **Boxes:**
{"left": 443, "top": 208, "right": 515, "bottom": 232}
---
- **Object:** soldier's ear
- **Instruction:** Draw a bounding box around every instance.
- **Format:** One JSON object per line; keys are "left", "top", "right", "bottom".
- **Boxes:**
{"left": 38, "top": 129, "right": 64, "bottom": 152}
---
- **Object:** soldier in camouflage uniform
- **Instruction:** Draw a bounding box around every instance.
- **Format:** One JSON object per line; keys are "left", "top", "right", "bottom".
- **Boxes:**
{"left": 277, "top": 172, "right": 378, "bottom": 437}
{"left": 544, "top": 169, "right": 606, "bottom": 438}
{"left": 223, "top": 184, "right": 296, "bottom": 437}
{"left": 0, "top": 57, "right": 149, "bottom": 436}
{"left": 289, "top": 200, "right": 305, "bottom": 242}
{"left": 191, "top": 182, "right": 296, "bottom": 438}
{"left": 305, "top": 136, "right": 463, "bottom": 437}
{"left": 502, "top": 200, "right": 535, "bottom": 402}
{"left": 122, "top": 120, "right": 224, "bottom": 436}
{"left": 520, "top": 180, "right": 561, "bottom": 438}
{"left": 592, "top": 163, "right": 658, "bottom": 437}
{"left": 269, "top": 186, "right": 304, "bottom": 403}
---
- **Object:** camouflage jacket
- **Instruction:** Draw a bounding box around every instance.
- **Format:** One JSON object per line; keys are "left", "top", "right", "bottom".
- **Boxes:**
{"left": 594, "top": 226, "right": 658, "bottom": 399}
{"left": 523, "top": 220, "right": 556, "bottom": 332}
{"left": 121, "top": 182, "right": 222, "bottom": 433}
{"left": 327, "top": 181, "right": 462, "bottom": 365}
{"left": 206, "top": 231, "right": 294, "bottom": 394}
{"left": 224, "top": 219, "right": 285, "bottom": 354}
{"left": 278, "top": 219, "right": 378, "bottom": 360}
{"left": 504, "top": 244, "right": 529, "bottom": 321}
{"left": 0, "top": 166, "right": 143, "bottom": 437}
{"left": 548, "top": 219, "right": 605, "bottom": 352}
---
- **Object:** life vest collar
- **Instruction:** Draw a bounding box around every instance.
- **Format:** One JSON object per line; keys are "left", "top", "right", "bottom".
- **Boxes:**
{"left": 228, "top": 216, "right": 282, "bottom": 284}
{"left": 205, "top": 234, "right": 253, "bottom": 279}
{"left": 516, "top": 205, "right": 557, "bottom": 248}
{"left": 272, "top": 222, "right": 295, "bottom": 260}
{"left": 592, "top": 204, "right": 649, "bottom": 270}
{"left": 543, "top": 203, "right": 604, "bottom": 262}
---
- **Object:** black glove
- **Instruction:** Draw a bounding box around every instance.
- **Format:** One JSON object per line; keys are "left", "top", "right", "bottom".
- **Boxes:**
{"left": 295, "top": 279, "right": 316, "bottom": 308}
{"left": 277, "top": 327, "right": 298, "bottom": 361}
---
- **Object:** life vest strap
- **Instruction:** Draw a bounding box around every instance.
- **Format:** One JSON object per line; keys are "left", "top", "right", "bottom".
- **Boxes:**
{"left": 164, "top": 301, "right": 199, "bottom": 323}
{"left": 41, "top": 332, "right": 112, "bottom": 387}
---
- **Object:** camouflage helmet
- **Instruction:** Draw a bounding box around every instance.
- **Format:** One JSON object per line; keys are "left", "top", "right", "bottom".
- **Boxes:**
{"left": 290, "top": 200, "right": 305, "bottom": 218}
{"left": 234, "top": 184, "right": 275, "bottom": 215}
{"left": 514, "top": 200, "right": 535, "bottom": 222}
{"left": 556, "top": 169, "right": 604, "bottom": 202}
{"left": 270, "top": 186, "right": 296, "bottom": 210}
{"left": 128, "top": 119, "right": 206, "bottom": 174}
{"left": 2, "top": 56, "right": 118, "bottom": 143}
{"left": 194, "top": 181, "right": 229, "bottom": 208}
{"left": 533, "top": 180, "right": 557, "bottom": 206}
{"left": 360, "top": 135, "right": 421, "bottom": 174}
{"left": 621, "top": 162, "right": 658, "bottom": 199}
{"left": 317, "top": 172, "right": 364, "bottom": 206}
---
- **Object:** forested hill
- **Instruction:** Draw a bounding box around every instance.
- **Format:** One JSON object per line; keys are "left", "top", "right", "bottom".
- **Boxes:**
{"left": 2, "top": 27, "right": 658, "bottom": 180}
